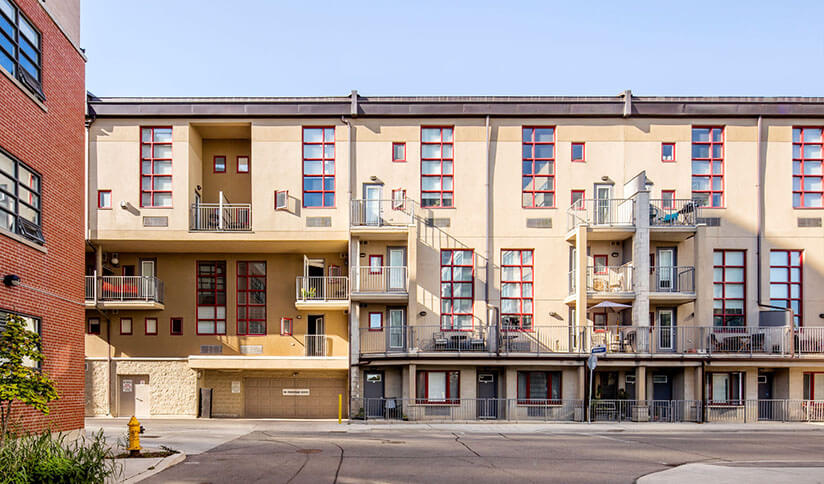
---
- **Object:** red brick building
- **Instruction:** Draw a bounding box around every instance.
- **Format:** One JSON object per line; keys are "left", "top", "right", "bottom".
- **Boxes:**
{"left": 0, "top": 0, "right": 85, "bottom": 433}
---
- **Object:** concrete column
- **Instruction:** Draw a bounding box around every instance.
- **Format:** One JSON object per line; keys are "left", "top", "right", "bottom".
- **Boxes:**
{"left": 632, "top": 190, "right": 650, "bottom": 329}
{"left": 575, "top": 224, "right": 588, "bottom": 350}
{"left": 636, "top": 366, "right": 647, "bottom": 400}
{"left": 408, "top": 363, "right": 416, "bottom": 401}
{"left": 407, "top": 223, "right": 417, "bottom": 331}
{"left": 577, "top": 365, "right": 586, "bottom": 400}
{"left": 95, "top": 244, "right": 103, "bottom": 275}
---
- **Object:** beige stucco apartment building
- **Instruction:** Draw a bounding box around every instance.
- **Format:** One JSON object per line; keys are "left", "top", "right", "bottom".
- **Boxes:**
{"left": 84, "top": 92, "right": 824, "bottom": 422}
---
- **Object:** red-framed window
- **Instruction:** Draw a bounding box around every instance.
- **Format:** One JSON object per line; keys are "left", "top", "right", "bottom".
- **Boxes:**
{"left": 369, "top": 312, "right": 383, "bottom": 331}
{"left": 392, "top": 142, "right": 406, "bottom": 162}
{"left": 804, "top": 372, "right": 824, "bottom": 400}
{"left": 237, "top": 261, "right": 266, "bottom": 336}
{"left": 770, "top": 250, "right": 802, "bottom": 327}
{"left": 97, "top": 190, "right": 112, "bottom": 209}
{"left": 170, "top": 317, "right": 183, "bottom": 335}
{"left": 237, "top": 155, "right": 250, "bottom": 173}
{"left": 691, "top": 126, "right": 724, "bottom": 208}
{"left": 302, "top": 127, "right": 335, "bottom": 207}
{"left": 517, "top": 371, "right": 561, "bottom": 404}
{"left": 197, "top": 261, "right": 226, "bottom": 335}
{"left": 145, "top": 317, "right": 158, "bottom": 335}
{"left": 522, "top": 127, "right": 555, "bottom": 208}
{"left": 391, "top": 188, "right": 406, "bottom": 210}
{"left": 213, "top": 155, "right": 226, "bottom": 173}
{"left": 713, "top": 250, "right": 745, "bottom": 327}
{"left": 571, "top": 142, "right": 585, "bottom": 162}
{"left": 416, "top": 370, "right": 460, "bottom": 404}
{"left": 440, "top": 249, "right": 474, "bottom": 330}
{"left": 421, "top": 126, "right": 453, "bottom": 208}
{"left": 501, "top": 249, "right": 534, "bottom": 331}
{"left": 661, "top": 142, "right": 675, "bottom": 162}
{"left": 593, "top": 255, "right": 608, "bottom": 275}
{"left": 707, "top": 372, "right": 744, "bottom": 405}
{"left": 369, "top": 255, "right": 383, "bottom": 274}
{"left": 280, "top": 317, "right": 292, "bottom": 336}
{"left": 662, "top": 190, "right": 675, "bottom": 210}
{"left": 120, "top": 318, "right": 132, "bottom": 335}
{"left": 792, "top": 127, "right": 823, "bottom": 208}
{"left": 571, "top": 190, "right": 585, "bottom": 209}
{"left": 87, "top": 318, "right": 100, "bottom": 335}
{"left": 140, "top": 127, "right": 173, "bottom": 207}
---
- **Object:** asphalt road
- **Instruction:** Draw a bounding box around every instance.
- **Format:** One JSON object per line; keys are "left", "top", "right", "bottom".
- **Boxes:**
{"left": 133, "top": 423, "right": 824, "bottom": 484}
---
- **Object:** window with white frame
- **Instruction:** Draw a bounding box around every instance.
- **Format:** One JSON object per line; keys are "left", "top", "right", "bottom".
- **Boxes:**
{"left": 416, "top": 370, "right": 459, "bottom": 403}
{"left": 708, "top": 372, "right": 743, "bottom": 404}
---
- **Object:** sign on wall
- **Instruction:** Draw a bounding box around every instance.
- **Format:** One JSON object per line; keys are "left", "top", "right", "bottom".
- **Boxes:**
{"left": 122, "top": 379, "right": 133, "bottom": 393}
{"left": 283, "top": 389, "right": 310, "bottom": 396}
{"left": 231, "top": 381, "right": 241, "bottom": 394}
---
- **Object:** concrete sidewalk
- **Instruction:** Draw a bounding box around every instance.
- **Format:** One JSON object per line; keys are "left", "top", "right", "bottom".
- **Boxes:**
{"left": 640, "top": 462, "right": 824, "bottom": 484}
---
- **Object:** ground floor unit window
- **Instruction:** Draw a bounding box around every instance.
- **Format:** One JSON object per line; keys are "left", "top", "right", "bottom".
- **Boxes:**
{"left": 517, "top": 371, "right": 561, "bottom": 404}
{"left": 416, "top": 370, "right": 459, "bottom": 404}
{"left": 707, "top": 372, "right": 743, "bottom": 404}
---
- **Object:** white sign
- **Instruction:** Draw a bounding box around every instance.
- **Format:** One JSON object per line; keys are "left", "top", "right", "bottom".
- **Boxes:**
{"left": 122, "top": 379, "right": 133, "bottom": 393}
{"left": 283, "top": 388, "right": 310, "bottom": 396}
{"left": 231, "top": 381, "right": 241, "bottom": 394}
{"left": 587, "top": 354, "right": 598, "bottom": 370}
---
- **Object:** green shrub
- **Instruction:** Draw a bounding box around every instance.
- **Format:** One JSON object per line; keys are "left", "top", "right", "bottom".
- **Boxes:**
{"left": 0, "top": 429, "right": 120, "bottom": 484}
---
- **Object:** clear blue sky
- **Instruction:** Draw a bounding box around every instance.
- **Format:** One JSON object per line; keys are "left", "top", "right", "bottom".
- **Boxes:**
{"left": 81, "top": 0, "right": 824, "bottom": 97}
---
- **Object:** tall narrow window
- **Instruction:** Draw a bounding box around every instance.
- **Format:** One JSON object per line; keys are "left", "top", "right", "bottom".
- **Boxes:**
{"left": 197, "top": 261, "right": 226, "bottom": 334}
{"left": 803, "top": 372, "right": 824, "bottom": 400}
{"left": 302, "top": 127, "right": 335, "bottom": 207}
{"left": 421, "top": 127, "right": 453, "bottom": 208}
{"left": 237, "top": 155, "right": 249, "bottom": 173}
{"left": 770, "top": 250, "right": 802, "bottom": 327}
{"left": 280, "top": 317, "right": 292, "bottom": 336}
{"left": 593, "top": 255, "right": 608, "bottom": 275}
{"left": 661, "top": 190, "right": 675, "bottom": 210}
{"left": 571, "top": 190, "right": 585, "bottom": 208}
{"left": 140, "top": 127, "right": 173, "bottom": 208}
{"left": 691, "top": 127, "right": 724, "bottom": 207}
{"left": 792, "top": 127, "right": 823, "bottom": 208}
{"left": 0, "top": 0, "right": 43, "bottom": 96}
{"left": 120, "top": 318, "right": 132, "bottom": 335}
{"left": 440, "top": 249, "right": 473, "bottom": 330}
{"left": 237, "top": 262, "right": 266, "bottom": 335}
{"left": 522, "top": 127, "right": 555, "bottom": 208}
{"left": 87, "top": 318, "right": 100, "bottom": 335}
{"left": 97, "top": 190, "right": 112, "bottom": 209}
{"left": 713, "top": 250, "right": 745, "bottom": 327}
{"left": 0, "top": 148, "right": 43, "bottom": 243}
{"left": 145, "top": 317, "right": 157, "bottom": 335}
{"left": 501, "top": 249, "right": 534, "bottom": 331}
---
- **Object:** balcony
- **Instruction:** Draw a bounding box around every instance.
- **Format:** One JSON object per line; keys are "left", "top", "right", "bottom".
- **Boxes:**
{"left": 569, "top": 265, "right": 634, "bottom": 302}
{"left": 190, "top": 200, "right": 251, "bottom": 232}
{"left": 360, "top": 325, "right": 494, "bottom": 355}
{"left": 350, "top": 199, "right": 415, "bottom": 233}
{"left": 649, "top": 266, "right": 696, "bottom": 303}
{"left": 350, "top": 266, "right": 408, "bottom": 302}
{"left": 295, "top": 276, "right": 349, "bottom": 310}
{"left": 649, "top": 198, "right": 703, "bottom": 241}
{"left": 304, "top": 334, "right": 329, "bottom": 357}
{"left": 84, "top": 275, "right": 165, "bottom": 310}
{"left": 567, "top": 199, "right": 635, "bottom": 238}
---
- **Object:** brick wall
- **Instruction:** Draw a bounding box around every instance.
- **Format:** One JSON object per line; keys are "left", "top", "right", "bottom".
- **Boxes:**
{"left": 0, "top": 0, "right": 85, "bottom": 433}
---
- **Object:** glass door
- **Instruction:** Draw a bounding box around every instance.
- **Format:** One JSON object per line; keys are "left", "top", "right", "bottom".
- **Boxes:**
{"left": 388, "top": 248, "right": 406, "bottom": 291}
{"left": 658, "top": 309, "right": 674, "bottom": 351}
{"left": 140, "top": 259, "right": 156, "bottom": 299}
{"left": 364, "top": 184, "right": 382, "bottom": 226}
{"left": 657, "top": 248, "right": 675, "bottom": 291}
{"left": 388, "top": 308, "right": 405, "bottom": 351}
{"left": 594, "top": 184, "right": 612, "bottom": 225}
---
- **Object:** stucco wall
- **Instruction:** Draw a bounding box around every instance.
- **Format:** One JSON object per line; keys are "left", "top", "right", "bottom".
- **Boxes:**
{"left": 115, "top": 360, "right": 197, "bottom": 416}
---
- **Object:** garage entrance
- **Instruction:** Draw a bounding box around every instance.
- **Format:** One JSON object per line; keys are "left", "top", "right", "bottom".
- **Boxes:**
{"left": 244, "top": 376, "right": 347, "bottom": 418}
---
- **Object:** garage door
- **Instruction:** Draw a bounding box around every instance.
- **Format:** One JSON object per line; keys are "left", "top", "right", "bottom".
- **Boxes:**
{"left": 244, "top": 377, "right": 347, "bottom": 418}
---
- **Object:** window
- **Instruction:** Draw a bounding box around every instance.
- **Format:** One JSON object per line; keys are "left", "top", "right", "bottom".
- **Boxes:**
{"left": 416, "top": 370, "right": 459, "bottom": 403}
{"left": 792, "top": 127, "right": 823, "bottom": 208}
{"left": 661, "top": 142, "right": 675, "bottom": 162}
{"left": 140, "top": 127, "right": 173, "bottom": 208}
{"left": 803, "top": 372, "right": 824, "bottom": 400}
{"left": 369, "top": 312, "right": 383, "bottom": 331}
{"left": 440, "top": 249, "right": 474, "bottom": 330}
{"left": 120, "top": 318, "right": 132, "bottom": 335}
{"left": 213, "top": 155, "right": 226, "bottom": 173}
{"left": 713, "top": 250, "right": 745, "bottom": 327}
{"left": 0, "top": 310, "right": 41, "bottom": 368}
{"left": 691, "top": 127, "right": 724, "bottom": 207}
{"left": 237, "top": 262, "right": 266, "bottom": 336}
{"left": 593, "top": 312, "right": 607, "bottom": 328}
{"left": 237, "top": 155, "right": 249, "bottom": 173}
{"left": 571, "top": 190, "right": 585, "bottom": 208}
{"left": 97, "top": 190, "right": 112, "bottom": 209}
{"left": 275, "top": 190, "right": 288, "bottom": 210}
{"left": 593, "top": 255, "right": 608, "bottom": 275}
{"left": 770, "top": 250, "right": 802, "bottom": 327}
{"left": 522, "top": 127, "right": 555, "bottom": 208}
{"left": 302, "top": 127, "right": 335, "bottom": 207}
{"left": 392, "top": 142, "right": 406, "bottom": 162}
{"left": 707, "top": 372, "right": 743, "bottom": 404}
{"left": 170, "top": 317, "right": 183, "bottom": 335}
{"left": 87, "top": 318, "right": 100, "bottom": 335}
{"left": 145, "top": 318, "right": 157, "bottom": 335}
{"left": 391, "top": 188, "right": 406, "bottom": 210}
{"left": 0, "top": 0, "right": 43, "bottom": 98}
{"left": 517, "top": 371, "right": 561, "bottom": 404}
{"left": 421, "top": 126, "right": 453, "bottom": 208}
{"left": 501, "top": 249, "right": 534, "bottom": 331}
{"left": 571, "top": 142, "right": 585, "bottom": 162}
{"left": 369, "top": 255, "right": 383, "bottom": 274}
{"left": 280, "top": 317, "right": 292, "bottom": 336}
{"left": 197, "top": 261, "right": 226, "bottom": 334}
{"left": 661, "top": 190, "right": 675, "bottom": 210}
{"left": 0, "top": 148, "right": 43, "bottom": 243}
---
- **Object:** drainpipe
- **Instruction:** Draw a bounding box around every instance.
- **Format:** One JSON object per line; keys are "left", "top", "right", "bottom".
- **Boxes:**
{"left": 755, "top": 115, "right": 763, "bottom": 305}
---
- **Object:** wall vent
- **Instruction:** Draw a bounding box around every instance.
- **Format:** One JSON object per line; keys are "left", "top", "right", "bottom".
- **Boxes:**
{"left": 240, "top": 345, "right": 263, "bottom": 354}
{"left": 798, "top": 217, "right": 822, "bottom": 228}
{"left": 696, "top": 217, "right": 721, "bottom": 227}
{"left": 200, "top": 345, "right": 223, "bottom": 354}
{"left": 425, "top": 217, "right": 451, "bottom": 227}
{"left": 526, "top": 217, "right": 552, "bottom": 228}
{"left": 143, "top": 216, "right": 168, "bottom": 227}
{"left": 306, "top": 216, "right": 332, "bottom": 227}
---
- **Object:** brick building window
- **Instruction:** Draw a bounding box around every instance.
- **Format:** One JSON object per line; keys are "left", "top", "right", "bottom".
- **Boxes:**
{"left": 692, "top": 127, "right": 724, "bottom": 207}
{"left": 197, "top": 261, "right": 226, "bottom": 334}
{"left": 517, "top": 371, "right": 561, "bottom": 404}
{"left": 416, "top": 370, "right": 459, "bottom": 403}
{"left": 522, "top": 127, "right": 555, "bottom": 208}
{"left": 421, "top": 127, "right": 453, "bottom": 208}
{"left": 770, "top": 250, "right": 802, "bottom": 327}
{"left": 140, "top": 127, "right": 173, "bottom": 208}
{"left": 713, "top": 250, "right": 745, "bottom": 327}
{"left": 440, "top": 249, "right": 473, "bottom": 330}
{"left": 302, "top": 127, "right": 335, "bottom": 207}
{"left": 501, "top": 249, "right": 534, "bottom": 331}
{"left": 0, "top": 148, "right": 43, "bottom": 243}
{"left": 237, "top": 261, "right": 266, "bottom": 335}
{"left": 792, "top": 127, "right": 823, "bottom": 208}
{"left": 0, "top": 0, "right": 43, "bottom": 98}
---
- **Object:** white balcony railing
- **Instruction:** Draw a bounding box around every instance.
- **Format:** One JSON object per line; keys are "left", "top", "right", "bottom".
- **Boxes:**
{"left": 649, "top": 266, "right": 695, "bottom": 293}
{"left": 295, "top": 276, "right": 349, "bottom": 302}
{"left": 567, "top": 198, "right": 635, "bottom": 230}
{"left": 84, "top": 275, "right": 165, "bottom": 304}
{"left": 190, "top": 202, "right": 251, "bottom": 231}
{"left": 304, "top": 334, "right": 328, "bottom": 357}
{"left": 351, "top": 266, "right": 408, "bottom": 293}
{"left": 583, "top": 265, "right": 634, "bottom": 293}
{"left": 351, "top": 199, "right": 414, "bottom": 227}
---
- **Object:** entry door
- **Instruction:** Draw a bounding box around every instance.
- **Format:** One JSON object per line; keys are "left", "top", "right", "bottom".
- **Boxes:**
{"left": 594, "top": 184, "right": 613, "bottom": 225}
{"left": 364, "top": 184, "right": 382, "bottom": 226}
{"left": 651, "top": 375, "right": 672, "bottom": 421}
{"left": 476, "top": 372, "right": 498, "bottom": 419}
{"left": 364, "top": 371, "right": 385, "bottom": 418}
{"left": 387, "top": 248, "right": 406, "bottom": 291}
{"left": 303, "top": 258, "right": 325, "bottom": 299}
{"left": 307, "top": 315, "right": 325, "bottom": 356}
{"left": 134, "top": 381, "right": 151, "bottom": 418}
{"left": 658, "top": 309, "right": 675, "bottom": 351}
{"left": 387, "top": 308, "right": 406, "bottom": 351}
{"left": 657, "top": 248, "right": 675, "bottom": 291}
{"left": 141, "top": 259, "right": 156, "bottom": 299}
{"left": 758, "top": 373, "right": 774, "bottom": 420}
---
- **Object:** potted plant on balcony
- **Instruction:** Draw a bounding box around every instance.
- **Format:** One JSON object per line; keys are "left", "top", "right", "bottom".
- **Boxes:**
{"left": 300, "top": 287, "right": 316, "bottom": 299}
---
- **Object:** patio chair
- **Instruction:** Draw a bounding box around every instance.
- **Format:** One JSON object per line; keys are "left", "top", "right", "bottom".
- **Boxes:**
{"left": 433, "top": 332, "right": 448, "bottom": 351}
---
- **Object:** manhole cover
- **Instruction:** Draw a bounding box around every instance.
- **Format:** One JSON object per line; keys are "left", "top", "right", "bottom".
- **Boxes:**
{"left": 296, "top": 449, "right": 322, "bottom": 454}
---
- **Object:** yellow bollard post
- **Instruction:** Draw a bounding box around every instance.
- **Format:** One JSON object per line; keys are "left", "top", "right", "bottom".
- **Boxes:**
{"left": 127, "top": 416, "right": 142, "bottom": 456}
{"left": 338, "top": 393, "right": 342, "bottom": 424}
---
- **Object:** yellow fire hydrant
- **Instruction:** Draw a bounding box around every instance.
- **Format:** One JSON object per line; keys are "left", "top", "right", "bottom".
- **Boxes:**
{"left": 127, "top": 416, "right": 142, "bottom": 456}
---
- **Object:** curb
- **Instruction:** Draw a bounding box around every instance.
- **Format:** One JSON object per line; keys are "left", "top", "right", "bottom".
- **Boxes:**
{"left": 120, "top": 452, "right": 186, "bottom": 484}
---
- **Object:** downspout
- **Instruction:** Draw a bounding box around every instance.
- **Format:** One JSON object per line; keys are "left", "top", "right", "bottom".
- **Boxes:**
{"left": 756, "top": 115, "right": 763, "bottom": 305}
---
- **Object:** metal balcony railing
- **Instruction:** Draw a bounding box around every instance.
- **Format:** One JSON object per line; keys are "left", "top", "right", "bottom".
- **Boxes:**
{"left": 351, "top": 266, "right": 408, "bottom": 293}
{"left": 649, "top": 198, "right": 702, "bottom": 226}
{"left": 190, "top": 201, "right": 251, "bottom": 231}
{"left": 581, "top": 265, "right": 634, "bottom": 293}
{"left": 567, "top": 198, "right": 635, "bottom": 230}
{"left": 84, "top": 275, "right": 165, "bottom": 304}
{"left": 304, "top": 334, "right": 328, "bottom": 357}
{"left": 295, "top": 276, "right": 349, "bottom": 302}
{"left": 649, "top": 266, "right": 695, "bottom": 293}
{"left": 795, "top": 326, "right": 824, "bottom": 354}
{"left": 350, "top": 199, "right": 415, "bottom": 227}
